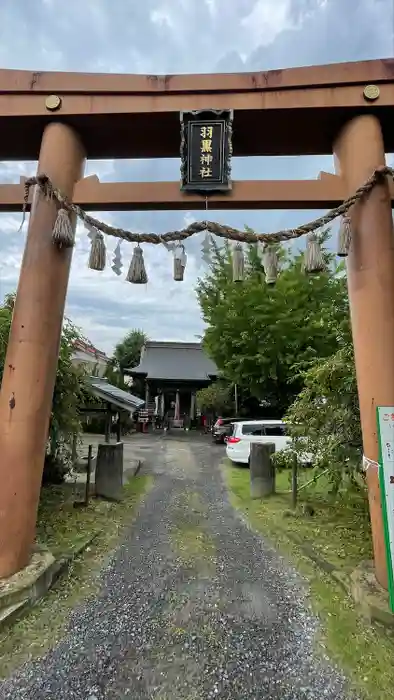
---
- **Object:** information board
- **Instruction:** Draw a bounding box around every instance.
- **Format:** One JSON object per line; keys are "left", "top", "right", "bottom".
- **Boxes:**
{"left": 377, "top": 406, "right": 394, "bottom": 610}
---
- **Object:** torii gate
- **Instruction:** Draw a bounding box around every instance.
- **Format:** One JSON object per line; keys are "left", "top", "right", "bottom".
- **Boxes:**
{"left": 0, "top": 58, "right": 393, "bottom": 590}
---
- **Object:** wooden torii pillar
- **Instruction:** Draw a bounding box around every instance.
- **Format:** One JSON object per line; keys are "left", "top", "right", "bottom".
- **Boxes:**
{"left": 334, "top": 114, "right": 394, "bottom": 590}
{"left": 0, "top": 122, "right": 85, "bottom": 578}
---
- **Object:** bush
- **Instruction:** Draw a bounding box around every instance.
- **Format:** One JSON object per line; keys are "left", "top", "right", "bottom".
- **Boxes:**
{"left": 271, "top": 447, "right": 297, "bottom": 471}
{"left": 196, "top": 382, "right": 233, "bottom": 415}
{"left": 284, "top": 341, "right": 362, "bottom": 491}
{"left": 0, "top": 294, "right": 92, "bottom": 484}
{"left": 43, "top": 453, "right": 71, "bottom": 485}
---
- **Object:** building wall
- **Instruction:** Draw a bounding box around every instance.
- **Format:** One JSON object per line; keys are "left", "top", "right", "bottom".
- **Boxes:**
{"left": 71, "top": 349, "right": 108, "bottom": 378}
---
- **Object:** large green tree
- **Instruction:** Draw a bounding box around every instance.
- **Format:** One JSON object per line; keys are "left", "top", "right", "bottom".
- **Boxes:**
{"left": 114, "top": 329, "right": 148, "bottom": 376}
{"left": 197, "top": 234, "right": 349, "bottom": 416}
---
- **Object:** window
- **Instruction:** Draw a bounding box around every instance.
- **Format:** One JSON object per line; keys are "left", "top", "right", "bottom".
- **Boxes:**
{"left": 264, "top": 425, "right": 286, "bottom": 437}
{"left": 242, "top": 424, "right": 264, "bottom": 436}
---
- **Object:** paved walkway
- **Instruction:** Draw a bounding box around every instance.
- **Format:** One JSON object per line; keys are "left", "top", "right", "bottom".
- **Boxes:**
{"left": 0, "top": 435, "right": 356, "bottom": 699}
{"left": 70, "top": 433, "right": 162, "bottom": 483}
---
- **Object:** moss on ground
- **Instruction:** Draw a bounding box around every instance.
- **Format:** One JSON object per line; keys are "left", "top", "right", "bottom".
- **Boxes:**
{"left": 0, "top": 475, "right": 152, "bottom": 679}
{"left": 170, "top": 490, "right": 216, "bottom": 571}
{"left": 224, "top": 461, "right": 394, "bottom": 700}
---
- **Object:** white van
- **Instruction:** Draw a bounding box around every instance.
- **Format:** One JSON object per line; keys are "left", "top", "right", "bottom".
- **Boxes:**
{"left": 225, "top": 419, "right": 305, "bottom": 465}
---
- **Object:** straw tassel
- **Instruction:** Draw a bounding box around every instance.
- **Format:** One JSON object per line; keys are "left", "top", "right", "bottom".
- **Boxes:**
{"left": 173, "top": 245, "right": 187, "bottom": 281}
{"left": 303, "top": 232, "right": 326, "bottom": 273}
{"left": 52, "top": 208, "right": 74, "bottom": 248}
{"left": 232, "top": 243, "right": 244, "bottom": 282}
{"left": 262, "top": 245, "right": 279, "bottom": 284}
{"left": 126, "top": 245, "right": 148, "bottom": 284}
{"left": 337, "top": 215, "right": 352, "bottom": 257}
{"left": 88, "top": 230, "right": 106, "bottom": 271}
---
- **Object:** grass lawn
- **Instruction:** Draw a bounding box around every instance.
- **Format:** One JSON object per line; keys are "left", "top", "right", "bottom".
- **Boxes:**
{"left": 35, "top": 479, "right": 148, "bottom": 556}
{"left": 0, "top": 474, "right": 152, "bottom": 679}
{"left": 224, "top": 461, "right": 394, "bottom": 700}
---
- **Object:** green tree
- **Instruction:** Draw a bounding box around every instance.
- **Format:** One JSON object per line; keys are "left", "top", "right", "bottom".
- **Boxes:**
{"left": 0, "top": 296, "right": 12, "bottom": 369}
{"left": 196, "top": 382, "right": 233, "bottom": 416}
{"left": 49, "top": 318, "right": 87, "bottom": 453}
{"left": 197, "top": 233, "right": 349, "bottom": 416}
{"left": 0, "top": 294, "right": 90, "bottom": 482}
{"left": 284, "top": 327, "right": 361, "bottom": 487}
{"left": 114, "top": 329, "right": 148, "bottom": 376}
{"left": 104, "top": 357, "right": 129, "bottom": 391}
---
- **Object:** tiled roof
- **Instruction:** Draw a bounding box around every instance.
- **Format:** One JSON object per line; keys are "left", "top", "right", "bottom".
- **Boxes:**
{"left": 74, "top": 338, "right": 109, "bottom": 362}
{"left": 88, "top": 376, "right": 144, "bottom": 412}
{"left": 127, "top": 341, "right": 218, "bottom": 382}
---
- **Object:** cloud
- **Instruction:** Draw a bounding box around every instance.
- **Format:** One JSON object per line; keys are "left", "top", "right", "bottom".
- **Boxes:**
{"left": 0, "top": 0, "right": 392, "bottom": 352}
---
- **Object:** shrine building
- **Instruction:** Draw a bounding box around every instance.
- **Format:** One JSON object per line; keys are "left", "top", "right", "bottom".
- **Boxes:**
{"left": 126, "top": 341, "right": 218, "bottom": 426}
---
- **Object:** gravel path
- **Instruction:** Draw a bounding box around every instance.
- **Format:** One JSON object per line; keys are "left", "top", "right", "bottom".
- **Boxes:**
{"left": 0, "top": 435, "right": 356, "bottom": 699}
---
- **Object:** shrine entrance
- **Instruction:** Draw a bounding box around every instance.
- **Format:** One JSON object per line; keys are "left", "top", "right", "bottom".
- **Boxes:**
{"left": 0, "top": 58, "right": 393, "bottom": 594}
{"left": 127, "top": 341, "right": 218, "bottom": 430}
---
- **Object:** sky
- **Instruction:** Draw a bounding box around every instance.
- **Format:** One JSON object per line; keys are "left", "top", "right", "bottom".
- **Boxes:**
{"left": 0, "top": 0, "right": 393, "bottom": 355}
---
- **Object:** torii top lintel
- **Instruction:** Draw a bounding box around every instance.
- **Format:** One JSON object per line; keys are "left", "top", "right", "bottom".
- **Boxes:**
{"left": 0, "top": 57, "right": 393, "bottom": 161}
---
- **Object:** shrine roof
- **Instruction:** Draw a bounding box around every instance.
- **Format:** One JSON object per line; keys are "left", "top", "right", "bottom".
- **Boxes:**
{"left": 88, "top": 376, "right": 144, "bottom": 412}
{"left": 127, "top": 342, "right": 218, "bottom": 382}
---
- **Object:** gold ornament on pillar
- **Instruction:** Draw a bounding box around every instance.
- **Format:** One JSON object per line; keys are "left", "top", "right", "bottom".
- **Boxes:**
{"left": 337, "top": 215, "right": 352, "bottom": 257}
{"left": 45, "top": 94, "right": 62, "bottom": 111}
{"left": 126, "top": 244, "right": 148, "bottom": 284}
{"left": 303, "top": 232, "right": 326, "bottom": 273}
{"left": 363, "top": 84, "right": 380, "bottom": 102}
{"left": 52, "top": 208, "right": 75, "bottom": 248}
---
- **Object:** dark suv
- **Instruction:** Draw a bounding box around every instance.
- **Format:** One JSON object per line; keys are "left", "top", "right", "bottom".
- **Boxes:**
{"left": 212, "top": 417, "right": 239, "bottom": 444}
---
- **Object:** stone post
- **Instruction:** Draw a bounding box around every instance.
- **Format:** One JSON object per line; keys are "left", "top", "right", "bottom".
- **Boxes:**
{"left": 95, "top": 442, "right": 124, "bottom": 502}
{"left": 0, "top": 122, "right": 85, "bottom": 578}
{"left": 334, "top": 114, "right": 394, "bottom": 589}
{"left": 250, "top": 442, "right": 276, "bottom": 498}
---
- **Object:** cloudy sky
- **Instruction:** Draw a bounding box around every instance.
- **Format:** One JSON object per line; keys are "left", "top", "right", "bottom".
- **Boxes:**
{"left": 0, "top": 0, "right": 393, "bottom": 354}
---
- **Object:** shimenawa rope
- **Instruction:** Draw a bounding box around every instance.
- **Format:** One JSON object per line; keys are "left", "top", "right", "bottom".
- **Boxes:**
{"left": 20, "top": 165, "right": 393, "bottom": 247}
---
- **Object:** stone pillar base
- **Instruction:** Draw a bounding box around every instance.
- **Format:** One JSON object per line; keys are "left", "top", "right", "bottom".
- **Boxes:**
{"left": 0, "top": 549, "right": 55, "bottom": 629}
{"left": 95, "top": 442, "right": 124, "bottom": 501}
{"left": 350, "top": 560, "right": 394, "bottom": 628}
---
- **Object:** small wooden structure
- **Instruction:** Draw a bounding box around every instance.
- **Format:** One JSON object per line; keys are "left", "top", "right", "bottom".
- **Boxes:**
{"left": 84, "top": 376, "right": 145, "bottom": 441}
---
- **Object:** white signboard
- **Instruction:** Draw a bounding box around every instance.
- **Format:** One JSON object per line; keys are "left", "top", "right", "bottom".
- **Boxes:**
{"left": 377, "top": 407, "right": 394, "bottom": 610}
